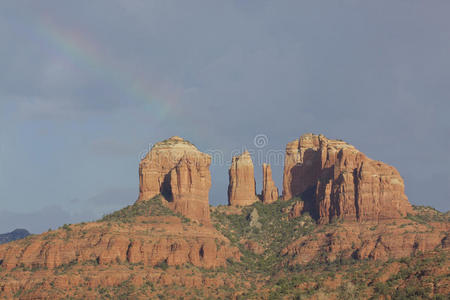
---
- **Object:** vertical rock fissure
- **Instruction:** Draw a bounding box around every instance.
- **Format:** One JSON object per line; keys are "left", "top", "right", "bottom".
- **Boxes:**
{"left": 126, "top": 242, "right": 133, "bottom": 263}
{"left": 353, "top": 168, "right": 360, "bottom": 221}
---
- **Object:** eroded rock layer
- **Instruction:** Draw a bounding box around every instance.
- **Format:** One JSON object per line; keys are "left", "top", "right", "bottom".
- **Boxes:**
{"left": 282, "top": 134, "right": 413, "bottom": 223}
{"left": 169, "top": 155, "right": 211, "bottom": 223}
{"left": 228, "top": 151, "right": 258, "bottom": 206}
{"left": 261, "top": 163, "right": 279, "bottom": 203}
{"left": 282, "top": 220, "right": 449, "bottom": 265}
{"left": 138, "top": 136, "right": 211, "bottom": 223}
{"left": 0, "top": 216, "right": 240, "bottom": 272}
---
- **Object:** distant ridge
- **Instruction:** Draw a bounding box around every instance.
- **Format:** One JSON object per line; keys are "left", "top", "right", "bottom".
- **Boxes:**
{"left": 0, "top": 229, "right": 30, "bottom": 245}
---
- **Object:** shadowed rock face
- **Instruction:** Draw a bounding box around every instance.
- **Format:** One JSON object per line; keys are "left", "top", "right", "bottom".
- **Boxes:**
{"left": 228, "top": 151, "right": 258, "bottom": 207}
{"left": 138, "top": 136, "right": 212, "bottom": 223}
{"left": 282, "top": 134, "right": 413, "bottom": 223}
{"left": 261, "top": 163, "right": 279, "bottom": 203}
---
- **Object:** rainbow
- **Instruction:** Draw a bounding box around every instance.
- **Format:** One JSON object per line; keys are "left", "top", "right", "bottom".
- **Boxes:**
{"left": 36, "top": 13, "right": 178, "bottom": 122}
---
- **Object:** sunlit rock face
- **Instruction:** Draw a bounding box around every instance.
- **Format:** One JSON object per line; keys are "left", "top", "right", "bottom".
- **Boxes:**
{"left": 282, "top": 133, "right": 413, "bottom": 223}
{"left": 138, "top": 136, "right": 212, "bottom": 223}
{"left": 261, "top": 163, "right": 279, "bottom": 204}
{"left": 228, "top": 151, "right": 258, "bottom": 207}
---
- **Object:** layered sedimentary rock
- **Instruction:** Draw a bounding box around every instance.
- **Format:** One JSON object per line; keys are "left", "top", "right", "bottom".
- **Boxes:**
{"left": 261, "top": 163, "right": 279, "bottom": 203}
{"left": 228, "top": 151, "right": 258, "bottom": 206}
{"left": 138, "top": 136, "right": 211, "bottom": 223}
{"left": 0, "top": 216, "right": 240, "bottom": 272}
{"left": 169, "top": 155, "right": 212, "bottom": 223}
{"left": 282, "top": 133, "right": 413, "bottom": 223}
{"left": 282, "top": 220, "right": 449, "bottom": 265}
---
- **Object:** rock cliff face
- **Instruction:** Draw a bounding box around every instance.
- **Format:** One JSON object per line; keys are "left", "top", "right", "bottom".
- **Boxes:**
{"left": 282, "top": 220, "right": 449, "bottom": 266}
{"left": 138, "top": 136, "right": 211, "bottom": 223}
{"left": 228, "top": 151, "right": 258, "bottom": 206}
{"left": 0, "top": 211, "right": 240, "bottom": 272}
{"left": 261, "top": 163, "right": 279, "bottom": 203}
{"left": 282, "top": 134, "right": 412, "bottom": 223}
{"left": 168, "top": 155, "right": 212, "bottom": 223}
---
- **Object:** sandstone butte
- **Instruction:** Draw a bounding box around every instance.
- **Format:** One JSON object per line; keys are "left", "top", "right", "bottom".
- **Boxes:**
{"left": 282, "top": 133, "right": 413, "bottom": 223}
{"left": 228, "top": 150, "right": 259, "bottom": 206}
{"left": 261, "top": 163, "right": 279, "bottom": 203}
{"left": 138, "top": 136, "right": 212, "bottom": 223}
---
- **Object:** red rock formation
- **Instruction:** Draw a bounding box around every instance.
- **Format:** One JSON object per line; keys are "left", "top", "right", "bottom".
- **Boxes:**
{"left": 168, "top": 155, "right": 211, "bottom": 223}
{"left": 228, "top": 151, "right": 258, "bottom": 206}
{"left": 261, "top": 163, "right": 279, "bottom": 203}
{"left": 281, "top": 220, "right": 449, "bottom": 265}
{"left": 138, "top": 136, "right": 212, "bottom": 223}
{"left": 288, "top": 201, "right": 305, "bottom": 219}
{"left": 282, "top": 134, "right": 413, "bottom": 223}
{"left": 0, "top": 216, "right": 240, "bottom": 271}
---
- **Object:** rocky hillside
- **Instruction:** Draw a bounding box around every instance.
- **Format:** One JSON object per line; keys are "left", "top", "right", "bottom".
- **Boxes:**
{"left": 0, "top": 135, "right": 448, "bottom": 299}
{"left": 0, "top": 229, "right": 30, "bottom": 245}
{"left": 0, "top": 198, "right": 447, "bottom": 299}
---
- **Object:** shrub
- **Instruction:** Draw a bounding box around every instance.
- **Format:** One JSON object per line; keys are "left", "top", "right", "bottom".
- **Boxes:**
{"left": 61, "top": 224, "right": 72, "bottom": 231}
{"left": 155, "top": 260, "right": 169, "bottom": 271}
{"left": 99, "top": 195, "right": 187, "bottom": 223}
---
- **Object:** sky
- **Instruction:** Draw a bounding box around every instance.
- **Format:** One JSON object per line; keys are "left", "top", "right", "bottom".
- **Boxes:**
{"left": 0, "top": 1, "right": 449, "bottom": 233}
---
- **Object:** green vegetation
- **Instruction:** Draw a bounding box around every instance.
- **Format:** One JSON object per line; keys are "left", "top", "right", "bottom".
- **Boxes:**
{"left": 212, "top": 197, "right": 316, "bottom": 275}
{"left": 54, "top": 260, "right": 79, "bottom": 275}
{"left": 370, "top": 251, "right": 448, "bottom": 299}
{"left": 157, "top": 136, "right": 195, "bottom": 147}
{"left": 61, "top": 224, "right": 72, "bottom": 231}
{"left": 99, "top": 195, "right": 190, "bottom": 223}
{"left": 210, "top": 199, "right": 450, "bottom": 299}
{"left": 407, "top": 205, "right": 450, "bottom": 224}
{"left": 154, "top": 260, "right": 169, "bottom": 271}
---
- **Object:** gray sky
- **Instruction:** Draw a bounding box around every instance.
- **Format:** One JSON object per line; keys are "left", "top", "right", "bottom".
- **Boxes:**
{"left": 1, "top": 1, "right": 449, "bottom": 233}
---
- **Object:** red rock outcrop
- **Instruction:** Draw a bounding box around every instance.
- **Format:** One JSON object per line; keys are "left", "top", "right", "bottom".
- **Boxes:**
{"left": 261, "top": 163, "right": 279, "bottom": 203}
{"left": 282, "top": 219, "right": 449, "bottom": 266}
{"left": 282, "top": 133, "right": 413, "bottom": 223}
{"left": 0, "top": 216, "right": 240, "bottom": 272}
{"left": 228, "top": 151, "right": 258, "bottom": 206}
{"left": 168, "top": 155, "right": 212, "bottom": 223}
{"left": 288, "top": 201, "right": 305, "bottom": 219}
{"left": 138, "top": 136, "right": 211, "bottom": 223}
